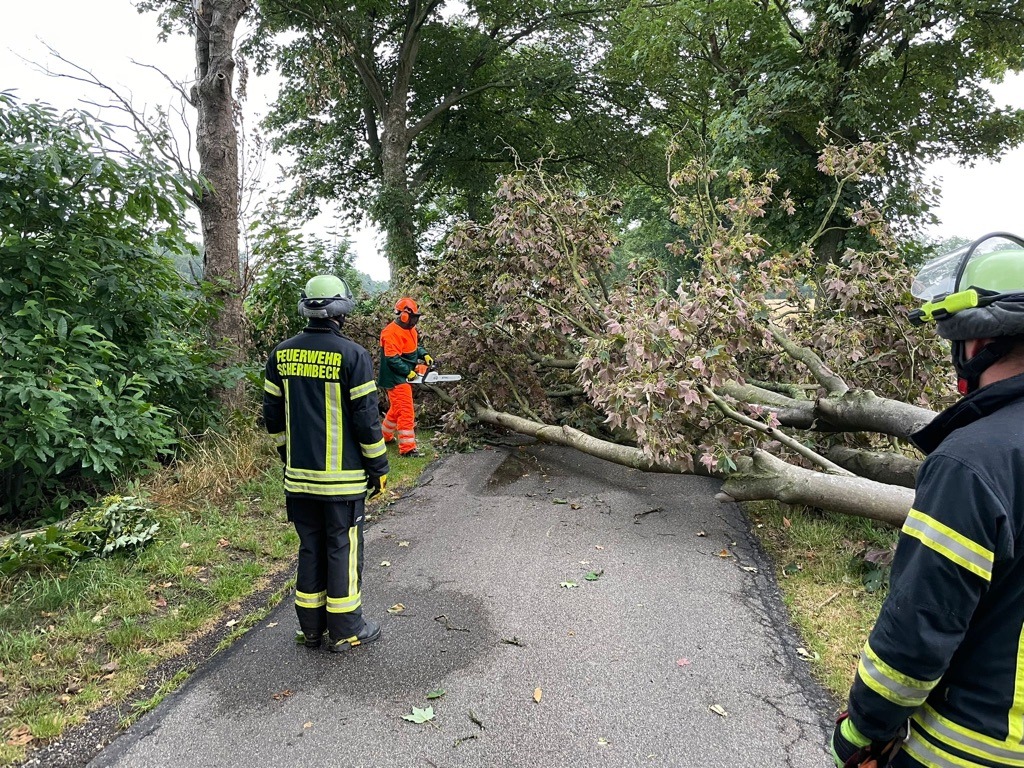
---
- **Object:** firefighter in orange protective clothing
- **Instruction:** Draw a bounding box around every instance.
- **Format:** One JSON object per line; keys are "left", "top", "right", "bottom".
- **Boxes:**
{"left": 378, "top": 297, "right": 432, "bottom": 458}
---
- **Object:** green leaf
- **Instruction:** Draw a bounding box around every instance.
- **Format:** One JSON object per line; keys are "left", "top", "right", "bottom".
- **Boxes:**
{"left": 426, "top": 689, "right": 446, "bottom": 700}
{"left": 584, "top": 569, "right": 604, "bottom": 581}
{"left": 560, "top": 581, "right": 579, "bottom": 589}
{"left": 402, "top": 706, "right": 435, "bottom": 724}
{"left": 552, "top": 498, "right": 569, "bottom": 504}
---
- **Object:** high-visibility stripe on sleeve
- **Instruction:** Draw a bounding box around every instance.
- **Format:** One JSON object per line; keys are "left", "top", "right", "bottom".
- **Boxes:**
{"left": 360, "top": 439, "right": 386, "bottom": 459}
{"left": 264, "top": 379, "right": 282, "bottom": 397}
{"left": 326, "top": 593, "right": 361, "bottom": 614}
{"left": 905, "top": 721, "right": 1004, "bottom": 768}
{"left": 857, "top": 641, "right": 940, "bottom": 708}
{"left": 902, "top": 508, "right": 995, "bottom": 582}
{"left": 350, "top": 380, "right": 377, "bottom": 399}
{"left": 270, "top": 431, "right": 286, "bottom": 447}
{"left": 914, "top": 706, "right": 1024, "bottom": 766}
{"left": 295, "top": 589, "right": 326, "bottom": 609}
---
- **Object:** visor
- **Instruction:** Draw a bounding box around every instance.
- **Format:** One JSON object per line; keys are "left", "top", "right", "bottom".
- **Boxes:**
{"left": 912, "top": 233, "right": 1024, "bottom": 300}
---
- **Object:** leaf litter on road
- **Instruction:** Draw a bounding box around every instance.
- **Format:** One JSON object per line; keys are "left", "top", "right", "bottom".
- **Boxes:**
{"left": 402, "top": 706, "right": 435, "bottom": 724}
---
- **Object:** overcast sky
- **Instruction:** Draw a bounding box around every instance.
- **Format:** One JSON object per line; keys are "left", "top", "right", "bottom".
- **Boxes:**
{"left": 4, "top": 0, "right": 1024, "bottom": 282}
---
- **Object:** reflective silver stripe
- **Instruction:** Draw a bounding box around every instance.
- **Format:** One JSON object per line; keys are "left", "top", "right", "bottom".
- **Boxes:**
{"left": 903, "top": 510, "right": 994, "bottom": 581}
{"left": 858, "top": 654, "right": 931, "bottom": 707}
{"left": 360, "top": 440, "right": 386, "bottom": 459}
{"left": 284, "top": 380, "right": 291, "bottom": 460}
{"left": 347, "top": 526, "right": 359, "bottom": 598}
{"left": 284, "top": 480, "right": 368, "bottom": 496}
{"left": 295, "top": 589, "right": 326, "bottom": 608}
{"left": 286, "top": 467, "right": 365, "bottom": 481}
{"left": 270, "top": 431, "right": 286, "bottom": 447}
{"left": 326, "top": 382, "right": 342, "bottom": 472}
{"left": 264, "top": 379, "right": 282, "bottom": 397}
{"left": 326, "top": 593, "right": 361, "bottom": 613}
{"left": 350, "top": 380, "right": 376, "bottom": 399}
{"left": 915, "top": 708, "right": 1024, "bottom": 766}
{"left": 905, "top": 724, "right": 991, "bottom": 768}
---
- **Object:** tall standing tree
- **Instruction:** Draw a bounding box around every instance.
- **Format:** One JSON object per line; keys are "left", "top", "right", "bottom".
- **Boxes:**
{"left": 604, "top": 0, "right": 1024, "bottom": 265}
{"left": 138, "top": 0, "right": 251, "bottom": 398}
{"left": 255, "top": 0, "right": 629, "bottom": 277}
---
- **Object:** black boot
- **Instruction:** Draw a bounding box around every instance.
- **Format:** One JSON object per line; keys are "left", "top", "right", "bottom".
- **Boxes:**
{"left": 328, "top": 619, "right": 382, "bottom": 653}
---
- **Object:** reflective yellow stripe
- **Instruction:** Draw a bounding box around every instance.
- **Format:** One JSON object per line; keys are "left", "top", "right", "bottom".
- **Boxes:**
{"left": 264, "top": 378, "right": 282, "bottom": 397}
{"left": 325, "top": 382, "right": 343, "bottom": 472}
{"left": 360, "top": 439, "right": 386, "bottom": 459}
{"left": 326, "top": 593, "right": 361, "bottom": 613}
{"left": 284, "top": 380, "right": 292, "bottom": 460}
{"left": 285, "top": 467, "right": 365, "bottom": 481}
{"left": 350, "top": 380, "right": 376, "bottom": 399}
{"left": 903, "top": 509, "right": 994, "bottom": 582}
{"left": 856, "top": 641, "right": 939, "bottom": 708}
{"left": 295, "top": 589, "right": 326, "bottom": 608}
{"left": 270, "top": 431, "right": 286, "bottom": 447}
{"left": 1011, "top": 622, "right": 1024, "bottom": 742}
{"left": 348, "top": 526, "right": 359, "bottom": 599}
{"left": 284, "top": 480, "right": 368, "bottom": 496}
{"left": 905, "top": 723, "right": 994, "bottom": 767}
{"left": 915, "top": 706, "right": 1024, "bottom": 765}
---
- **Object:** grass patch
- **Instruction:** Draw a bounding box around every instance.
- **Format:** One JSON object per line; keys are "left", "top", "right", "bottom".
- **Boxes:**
{"left": 747, "top": 501, "right": 899, "bottom": 699}
{"left": 0, "top": 426, "right": 437, "bottom": 765}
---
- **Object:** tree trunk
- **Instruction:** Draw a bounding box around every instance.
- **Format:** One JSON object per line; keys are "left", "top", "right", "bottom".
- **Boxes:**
{"left": 378, "top": 92, "right": 418, "bottom": 278}
{"left": 826, "top": 446, "right": 920, "bottom": 489}
{"left": 193, "top": 0, "right": 248, "bottom": 404}
{"left": 475, "top": 406, "right": 912, "bottom": 526}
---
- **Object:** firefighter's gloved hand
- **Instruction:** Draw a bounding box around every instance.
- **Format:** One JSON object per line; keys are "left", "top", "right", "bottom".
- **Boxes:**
{"left": 831, "top": 712, "right": 871, "bottom": 767}
{"left": 367, "top": 474, "right": 387, "bottom": 500}
{"left": 406, "top": 370, "right": 418, "bottom": 381}
{"left": 423, "top": 354, "right": 434, "bottom": 366}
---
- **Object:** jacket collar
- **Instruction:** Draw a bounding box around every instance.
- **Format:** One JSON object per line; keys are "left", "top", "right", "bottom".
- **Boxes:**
{"left": 911, "top": 371, "right": 1024, "bottom": 455}
{"left": 303, "top": 319, "right": 339, "bottom": 334}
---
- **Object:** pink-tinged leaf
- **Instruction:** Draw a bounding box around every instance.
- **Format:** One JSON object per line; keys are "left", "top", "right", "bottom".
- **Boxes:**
{"left": 676, "top": 658, "right": 691, "bottom": 667}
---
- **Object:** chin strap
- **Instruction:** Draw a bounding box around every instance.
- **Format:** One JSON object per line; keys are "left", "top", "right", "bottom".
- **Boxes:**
{"left": 953, "top": 337, "right": 1021, "bottom": 394}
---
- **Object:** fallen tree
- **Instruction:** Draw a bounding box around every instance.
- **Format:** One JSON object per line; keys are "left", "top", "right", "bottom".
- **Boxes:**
{"left": 348, "top": 144, "right": 950, "bottom": 526}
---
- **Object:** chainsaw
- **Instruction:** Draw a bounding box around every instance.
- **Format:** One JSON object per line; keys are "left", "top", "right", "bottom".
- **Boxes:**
{"left": 409, "top": 363, "right": 461, "bottom": 385}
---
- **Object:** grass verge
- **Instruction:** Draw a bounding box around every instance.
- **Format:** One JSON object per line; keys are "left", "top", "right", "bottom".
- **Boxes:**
{"left": 746, "top": 501, "right": 899, "bottom": 700}
{"left": 0, "top": 428, "right": 436, "bottom": 766}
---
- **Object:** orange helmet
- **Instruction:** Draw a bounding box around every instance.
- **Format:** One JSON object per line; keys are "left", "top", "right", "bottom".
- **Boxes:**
{"left": 395, "top": 297, "right": 422, "bottom": 328}
{"left": 395, "top": 297, "right": 420, "bottom": 315}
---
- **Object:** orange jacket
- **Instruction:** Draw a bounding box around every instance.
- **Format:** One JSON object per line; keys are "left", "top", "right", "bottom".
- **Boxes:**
{"left": 377, "top": 322, "right": 427, "bottom": 388}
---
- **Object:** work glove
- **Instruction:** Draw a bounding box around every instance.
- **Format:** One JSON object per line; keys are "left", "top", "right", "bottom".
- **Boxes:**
{"left": 406, "top": 370, "right": 419, "bottom": 381}
{"left": 423, "top": 354, "right": 434, "bottom": 366}
{"left": 367, "top": 474, "right": 387, "bottom": 500}
{"left": 831, "top": 712, "right": 905, "bottom": 768}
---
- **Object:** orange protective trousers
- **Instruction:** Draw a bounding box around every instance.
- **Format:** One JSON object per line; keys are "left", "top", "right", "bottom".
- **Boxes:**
{"left": 382, "top": 383, "right": 417, "bottom": 454}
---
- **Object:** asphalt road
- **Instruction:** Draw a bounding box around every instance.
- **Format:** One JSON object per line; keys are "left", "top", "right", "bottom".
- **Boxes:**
{"left": 88, "top": 444, "right": 835, "bottom": 768}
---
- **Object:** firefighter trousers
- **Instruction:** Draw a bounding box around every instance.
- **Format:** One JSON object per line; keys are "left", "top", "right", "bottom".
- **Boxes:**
{"left": 286, "top": 497, "right": 367, "bottom": 642}
{"left": 382, "top": 383, "right": 417, "bottom": 454}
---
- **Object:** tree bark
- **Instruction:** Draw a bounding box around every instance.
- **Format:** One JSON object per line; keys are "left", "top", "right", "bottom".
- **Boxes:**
{"left": 193, "top": 0, "right": 248, "bottom": 403}
{"left": 475, "top": 406, "right": 913, "bottom": 526}
{"left": 723, "top": 450, "right": 911, "bottom": 527}
{"left": 826, "top": 446, "right": 920, "bottom": 489}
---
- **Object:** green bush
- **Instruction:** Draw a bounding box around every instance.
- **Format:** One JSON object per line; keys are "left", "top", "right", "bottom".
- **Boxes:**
{"left": 0, "top": 95, "right": 226, "bottom": 519}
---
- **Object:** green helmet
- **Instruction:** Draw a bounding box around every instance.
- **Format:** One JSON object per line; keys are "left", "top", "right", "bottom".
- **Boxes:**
{"left": 298, "top": 275, "right": 355, "bottom": 319}
{"left": 908, "top": 233, "right": 1024, "bottom": 393}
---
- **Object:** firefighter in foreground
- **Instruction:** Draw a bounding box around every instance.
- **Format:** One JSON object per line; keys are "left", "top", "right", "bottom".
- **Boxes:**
{"left": 263, "top": 275, "right": 389, "bottom": 652}
{"left": 831, "top": 234, "right": 1024, "bottom": 767}
{"left": 378, "top": 297, "right": 433, "bottom": 458}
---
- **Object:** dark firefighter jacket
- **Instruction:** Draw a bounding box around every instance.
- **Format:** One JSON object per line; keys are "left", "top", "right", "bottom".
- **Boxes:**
{"left": 263, "top": 320, "right": 389, "bottom": 500}
{"left": 377, "top": 321, "right": 428, "bottom": 390}
{"left": 847, "top": 372, "right": 1024, "bottom": 767}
